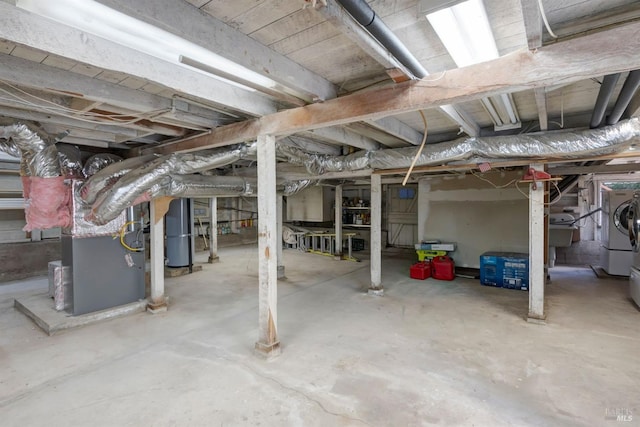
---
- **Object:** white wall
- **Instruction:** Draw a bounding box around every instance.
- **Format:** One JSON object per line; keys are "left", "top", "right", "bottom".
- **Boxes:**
{"left": 418, "top": 172, "right": 529, "bottom": 268}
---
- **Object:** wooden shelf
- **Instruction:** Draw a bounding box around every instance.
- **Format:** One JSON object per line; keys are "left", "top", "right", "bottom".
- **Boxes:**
{"left": 344, "top": 224, "right": 370, "bottom": 228}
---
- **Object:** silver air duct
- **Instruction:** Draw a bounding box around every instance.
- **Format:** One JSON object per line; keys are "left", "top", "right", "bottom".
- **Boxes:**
{"left": 0, "top": 123, "right": 60, "bottom": 177}
{"left": 88, "top": 142, "right": 257, "bottom": 224}
{"left": 80, "top": 154, "right": 160, "bottom": 204}
{"left": 147, "top": 175, "right": 312, "bottom": 199}
{"left": 278, "top": 118, "right": 640, "bottom": 175}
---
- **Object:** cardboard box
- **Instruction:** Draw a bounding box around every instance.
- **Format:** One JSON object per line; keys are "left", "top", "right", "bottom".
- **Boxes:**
{"left": 415, "top": 243, "right": 456, "bottom": 251}
{"left": 480, "top": 252, "right": 529, "bottom": 291}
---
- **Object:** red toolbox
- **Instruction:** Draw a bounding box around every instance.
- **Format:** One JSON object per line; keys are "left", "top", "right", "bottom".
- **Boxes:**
{"left": 410, "top": 261, "right": 431, "bottom": 280}
{"left": 432, "top": 256, "right": 455, "bottom": 281}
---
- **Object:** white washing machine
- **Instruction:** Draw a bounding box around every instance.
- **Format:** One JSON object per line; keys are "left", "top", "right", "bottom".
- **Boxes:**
{"left": 601, "top": 190, "right": 634, "bottom": 275}
{"left": 627, "top": 192, "right": 640, "bottom": 307}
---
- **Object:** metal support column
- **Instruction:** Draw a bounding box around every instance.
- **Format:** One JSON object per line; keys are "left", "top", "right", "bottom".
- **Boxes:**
{"left": 255, "top": 134, "right": 280, "bottom": 358}
{"left": 369, "top": 174, "right": 383, "bottom": 296}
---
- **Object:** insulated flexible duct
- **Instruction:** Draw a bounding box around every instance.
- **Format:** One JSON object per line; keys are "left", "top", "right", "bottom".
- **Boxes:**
{"left": 88, "top": 142, "right": 257, "bottom": 224}
{"left": 278, "top": 118, "right": 640, "bottom": 174}
{"left": 80, "top": 154, "right": 159, "bottom": 204}
{"left": 0, "top": 123, "right": 60, "bottom": 177}
{"left": 146, "top": 175, "right": 312, "bottom": 199}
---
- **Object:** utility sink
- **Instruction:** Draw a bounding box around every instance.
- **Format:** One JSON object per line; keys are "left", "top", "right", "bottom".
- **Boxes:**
{"left": 549, "top": 213, "right": 577, "bottom": 247}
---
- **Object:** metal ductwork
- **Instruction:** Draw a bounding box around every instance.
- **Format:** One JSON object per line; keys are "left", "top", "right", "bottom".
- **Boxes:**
{"left": 80, "top": 154, "right": 160, "bottom": 204}
{"left": 0, "top": 123, "right": 60, "bottom": 177}
{"left": 590, "top": 74, "right": 620, "bottom": 128}
{"left": 336, "top": 0, "right": 427, "bottom": 79}
{"left": 277, "top": 119, "right": 640, "bottom": 175}
{"left": 606, "top": 70, "right": 640, "bottom": 125}
{"left": 88, "top": 142, "right": 257, "bottom": 224}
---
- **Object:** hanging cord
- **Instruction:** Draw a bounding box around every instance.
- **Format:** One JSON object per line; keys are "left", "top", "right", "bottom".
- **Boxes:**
{"left": 537, "top": 0, "right": 558, "bottom": 39}
{"left": 402, "top": 110, "right": 428, "bottom": 186}
{"left": 515, "top": 179, "right": 563, "bottom": 206}
{"left": 470, "top": 170, "right": 518, "bottom": 188}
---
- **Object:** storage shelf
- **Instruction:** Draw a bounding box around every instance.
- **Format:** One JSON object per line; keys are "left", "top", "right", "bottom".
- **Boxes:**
{"left": 344, "top": 224, "right": 370, "bottom": 228}
{"left": 343, "top": 206, "right": 370, "bottom": 210}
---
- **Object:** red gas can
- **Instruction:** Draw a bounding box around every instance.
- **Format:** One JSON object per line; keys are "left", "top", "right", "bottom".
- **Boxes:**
{"left": 410, "top": 261, "right": 431, "bottom": 280}
{"left": 432, "top": 256, "right": 455, "bottom": 281}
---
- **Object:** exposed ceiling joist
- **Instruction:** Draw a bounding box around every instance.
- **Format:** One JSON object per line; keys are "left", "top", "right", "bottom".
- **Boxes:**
{"left": 280, "top": 136, "right": 343, "bottom": 156}
{"left": 628, "top": 91, "right": 640, "bottom": 118}
{"left": 0, "top": 53, "right": 230, "bottom": 134}
{"left": 521, "top": 0, "right": 548, "bottom": 131}
{"left": 0, "top": 2, "right": 276, "bottom": 117}
{"left": 544, "top": 2, "right": 640, "bottom": 42}
{"left": 95, "top": 0, "right": 337, "bottom": 103}
{"left": 143, "top": 21, "right": 640, "bottom": 154}
{"left": 0, "top": 105, "right": 143, "bottom": 138}
{"left": 315, "top": 0, "right": 413, "bottom": 82}
{"left": 549, "top": 163, "right": 640, "bottom": 175}
{"left": 366, "top": 117, "right": 424, "bottom": 146}
{"left": 0, "top": 53, "right": 224, "bottom": 123}
{"left": 345, "top": 122, "right": 410, "bottom": 148}
{"left": 534, "top": 88, "right": 548, "bottom": 131}
{"left": 300, "top": 127, "right": 380, "bottom": 151}
{"left": 317, "top": 0, "right": 479, "bottom": 137}
{"left": 520, "top": 0, "right": 543, "bottom": 50}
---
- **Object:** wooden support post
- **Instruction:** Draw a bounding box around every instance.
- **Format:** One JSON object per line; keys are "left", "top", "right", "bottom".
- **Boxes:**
{"left": 369, "top": 174, "right": 383, "bottom": 296}
{"left": 148, "top": 198, "right": 168, "bottom": 313}
{"left": 335, "top": 184, "right": 343, "bottom": 258}
{"left": 255, "top": 134, "right": 280, "bottom": 358}
{"left": 277, "top": 193, "right": 285, "bottom": 279}
{"left": 417, "top": 178, "right": 430, "bottom": 241}
{"left": 231, "top": 197, "right": 239, "bottom": 234}
{"left": 528, "top": 163, "right": 546, "bottom": 323}
{"left": 208, "top": 197, "right": 219, "bottom": 263}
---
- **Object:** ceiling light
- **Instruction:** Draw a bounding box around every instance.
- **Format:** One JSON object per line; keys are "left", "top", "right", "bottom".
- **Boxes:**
{"left": 16, "top": 0, "right": 310, "bottom": 103}
{"left": 427, "top": 0, "right": 497, "bottom": 67}
{"left": 427, "top": 0, "right": 521, "bottom": 129}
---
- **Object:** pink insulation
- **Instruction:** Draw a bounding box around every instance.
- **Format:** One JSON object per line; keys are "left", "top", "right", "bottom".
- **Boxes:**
{"left": 23, "top": 176, "right": 71, "bottom": 231}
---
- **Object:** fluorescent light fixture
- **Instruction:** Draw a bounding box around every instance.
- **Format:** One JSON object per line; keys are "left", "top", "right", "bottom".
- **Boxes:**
{"left": 16, "top": 0, "right": 310, "bottom": 104}
{"left": 427, "top": 0, "right": 520, "bottom": 128}
{"left": 427, "top": 0, "right": 497, "bottom": 67}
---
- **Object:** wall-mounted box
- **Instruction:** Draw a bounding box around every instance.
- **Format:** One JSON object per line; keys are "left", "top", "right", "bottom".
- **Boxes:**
{"left": 286, "top": 186, "right": 333, "bottom": 222}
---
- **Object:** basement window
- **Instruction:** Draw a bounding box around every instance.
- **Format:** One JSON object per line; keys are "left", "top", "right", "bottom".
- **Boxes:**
{"left": 398, "top": 188, "right": 415, "bottom": 199}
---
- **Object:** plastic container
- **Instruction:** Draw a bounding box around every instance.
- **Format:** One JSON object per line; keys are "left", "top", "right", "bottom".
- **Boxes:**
{"left": 432, "top": 256, "right": 455, "bottom": 281}
{"left": 410, "top": 261, "right": 431, "bottom": 280}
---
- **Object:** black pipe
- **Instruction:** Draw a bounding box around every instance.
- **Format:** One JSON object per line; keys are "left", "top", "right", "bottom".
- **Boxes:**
{"left": 607, "top": 70, "right": 640, "bottom": 125}
{"left": 590, "top": 73, "right": 620, "bottom": 128}
{"left": 336, "top": 0, "right": 427, "bottom": 78}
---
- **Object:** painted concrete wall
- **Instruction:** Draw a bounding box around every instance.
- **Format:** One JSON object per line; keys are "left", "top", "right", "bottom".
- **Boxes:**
{"left": 418, "top": 172, "right": 529, "bottom": 268}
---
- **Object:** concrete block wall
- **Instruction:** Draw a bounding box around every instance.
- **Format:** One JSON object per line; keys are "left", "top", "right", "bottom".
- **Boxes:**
{"left": 0, "top": 240, "right": 61, "bottom": 283}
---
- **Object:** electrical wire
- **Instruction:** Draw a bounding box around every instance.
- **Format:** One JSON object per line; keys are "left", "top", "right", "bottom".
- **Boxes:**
{"left": 537, "top": 0, "right": 558, "bottom": 39}
{"left": 515, "top": 179, "right": 563, "bottom": 205}
{"left": 402, "top": 110, "right": 428, "bottom": 186}
{"left": 470, "top": 170, "right": 518, "bottom": 188}
{"left": 0, "top": 81, "right": 170, "bottom": 125}
{"left": 118, "top": 221, "right": 143, "bottom": 252}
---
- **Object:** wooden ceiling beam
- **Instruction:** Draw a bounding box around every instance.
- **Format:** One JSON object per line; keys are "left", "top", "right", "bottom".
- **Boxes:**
{"left": 143, "top": 21, "right": 640, "bottom": 154}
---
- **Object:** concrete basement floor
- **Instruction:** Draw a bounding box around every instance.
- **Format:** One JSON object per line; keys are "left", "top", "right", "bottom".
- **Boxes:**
{"left": 1, "top": 245, "right": 639, "bottom": 426}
